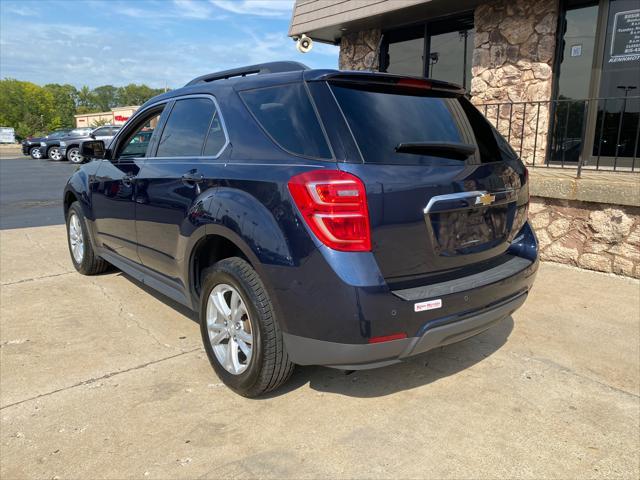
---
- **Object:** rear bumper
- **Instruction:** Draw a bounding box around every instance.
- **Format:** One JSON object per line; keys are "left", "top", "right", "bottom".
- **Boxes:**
{"left": 283, "top": 290, "right": 528, "bottom": 369}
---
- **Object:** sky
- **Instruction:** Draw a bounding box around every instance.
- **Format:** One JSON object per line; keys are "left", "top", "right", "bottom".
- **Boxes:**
{"left": 0, "top": 0, "right": 339, "bottom": 88}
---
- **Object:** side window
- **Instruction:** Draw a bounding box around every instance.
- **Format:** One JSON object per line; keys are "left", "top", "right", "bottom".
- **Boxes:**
{"left": 203, "top": 109, "right": 226, "bottom": 156}
{"left": 156, "top": 98, "right": 215, "bottom": 157}
{"left": 118, "top": 112, "right": 162, "bottom": 159}
{"left": 93, "top": 127, "right": 109, "bottom": 136}
{"left": 239, "top": 83, "right": 331, "bottom": 159}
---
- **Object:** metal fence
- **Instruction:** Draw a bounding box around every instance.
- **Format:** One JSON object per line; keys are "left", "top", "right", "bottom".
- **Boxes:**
{"left": 478, "top": 96, "right": 640, "bottom": 176}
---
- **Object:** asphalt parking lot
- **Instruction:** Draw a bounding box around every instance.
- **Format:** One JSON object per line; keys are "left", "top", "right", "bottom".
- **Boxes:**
{"left": 0, "top": 155, "right": 77, "bottom": 229}
{"left": 1, "top": 155, "right": 639, "bottom": 479}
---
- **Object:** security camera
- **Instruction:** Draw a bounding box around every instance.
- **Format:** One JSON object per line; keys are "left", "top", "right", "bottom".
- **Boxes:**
{"left": 296, "top": 34, "right": 313, "bottom": 53}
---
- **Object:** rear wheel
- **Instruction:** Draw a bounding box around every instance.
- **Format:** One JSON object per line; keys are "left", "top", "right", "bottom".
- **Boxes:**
{"left": 199, "top": 257, "right": 294, "bottom": 397}
{"left": 67, "top": 147, "right": 84, "bottom": 164}
{"left": 30, "top": 147, "right": 42, "bottom": 159}
{"left": 66, "top": 202, "right": 109, "bottom": 275}
{"left": 48, "top": 147, "right": 62, "bottom": 161}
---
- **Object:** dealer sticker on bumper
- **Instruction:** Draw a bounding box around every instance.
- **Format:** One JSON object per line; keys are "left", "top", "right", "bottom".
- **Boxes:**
{"left": 414, "top": 299, "right": 442, "bottom": 312}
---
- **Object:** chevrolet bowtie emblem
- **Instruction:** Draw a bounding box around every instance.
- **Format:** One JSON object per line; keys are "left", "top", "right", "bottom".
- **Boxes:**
{"left": 475, "top": 193, "right": 496, "bottom": 206}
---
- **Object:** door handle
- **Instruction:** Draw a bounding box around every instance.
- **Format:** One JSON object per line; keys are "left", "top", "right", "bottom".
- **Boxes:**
{"left": 182, "top": 171, "right": 204, "bottom": 184}
{"left": 122, "top": 174, "right": 136, "bottom": 187}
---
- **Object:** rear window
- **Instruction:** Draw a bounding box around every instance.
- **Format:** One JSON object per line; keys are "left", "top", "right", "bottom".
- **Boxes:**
{"left": 331, "top": 85, "right": 515, "bottom": 165}
{"left": 240, "top": 84, "right": 332, "bottom": 159}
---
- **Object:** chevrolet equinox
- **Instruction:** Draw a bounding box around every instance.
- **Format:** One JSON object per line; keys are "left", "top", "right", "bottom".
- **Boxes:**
{"left": 64, "top": 62, "right": 538, "bottom": 397}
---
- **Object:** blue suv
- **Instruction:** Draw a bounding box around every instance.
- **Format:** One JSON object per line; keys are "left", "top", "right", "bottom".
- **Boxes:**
{"left": 64, "top": 62, "right": 538, "bottom": 397}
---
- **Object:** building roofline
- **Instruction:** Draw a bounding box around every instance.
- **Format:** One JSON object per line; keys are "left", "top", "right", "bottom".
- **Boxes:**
{"left": 73, "top": 106, "right": 140, "bottom": 118}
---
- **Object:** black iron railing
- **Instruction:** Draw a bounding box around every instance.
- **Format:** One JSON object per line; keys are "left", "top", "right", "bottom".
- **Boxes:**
{"left": 478, "top": 96, "right": 640, "bottom": 176}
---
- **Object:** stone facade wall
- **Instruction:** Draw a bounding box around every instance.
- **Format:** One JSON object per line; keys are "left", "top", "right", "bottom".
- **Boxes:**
{"left": 530, "top": 197, "right": 640, "bottom": 278}
{"left": 339, "top": 29, "right": 381, "bottom": 71}
{"left": 471, "top": 0, "right": 559, "bottom": 165}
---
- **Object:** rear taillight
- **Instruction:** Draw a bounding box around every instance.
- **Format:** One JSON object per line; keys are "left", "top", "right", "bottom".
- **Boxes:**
{"left": 288, "top": 170, "right": 371, "bottom": 252}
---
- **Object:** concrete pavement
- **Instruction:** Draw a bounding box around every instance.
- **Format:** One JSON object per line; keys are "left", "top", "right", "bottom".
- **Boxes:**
{"left": 1, "top": 224, "right": 639, "bottom": 479}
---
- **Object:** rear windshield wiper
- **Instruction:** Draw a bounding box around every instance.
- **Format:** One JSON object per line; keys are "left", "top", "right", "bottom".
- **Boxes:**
{"left": 395, "top": 142, "right": 476, "bottom": 160}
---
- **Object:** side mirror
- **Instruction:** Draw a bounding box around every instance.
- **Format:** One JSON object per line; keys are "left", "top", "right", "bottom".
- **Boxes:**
{"left": 81, "top": 140, "right": 106, "bottom": 159}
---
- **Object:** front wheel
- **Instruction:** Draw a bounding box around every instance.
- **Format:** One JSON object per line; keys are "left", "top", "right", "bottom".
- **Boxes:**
{"left": 48, "top": 147, "right": 62, "bottom": 161}
{"left": 199, "top": 257, "right": 294, "bottom": 397}
{"left": 30, "top": 147, "right": 42, "bottom": 159}
{"left": 67, "top": 147, "right": 84, "bottom": 164}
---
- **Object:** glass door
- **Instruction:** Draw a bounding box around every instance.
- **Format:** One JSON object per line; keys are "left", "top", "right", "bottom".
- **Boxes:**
{"left": 550, "top": 1, "right": 600, "bottom": 164}
{"left": 552, "top": 0, "right": 640, "bottom": 169}
{"left": 590, "top": 0, "right": 640, "bottom": 168}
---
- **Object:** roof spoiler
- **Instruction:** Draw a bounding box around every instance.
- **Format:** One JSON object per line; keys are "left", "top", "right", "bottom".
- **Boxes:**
{"left": 185, "top": 61, "right": 310, "bottom": 87}
{"left": 312, "top": 72, "right": 465, "bottom": 96}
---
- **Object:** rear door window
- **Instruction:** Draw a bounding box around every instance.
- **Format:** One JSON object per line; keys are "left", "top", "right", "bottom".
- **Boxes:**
{"left": 240, "top": 84, "right": 332, "bottom": 159}
{"left": 156, "top": 98, "right": 216, "bottom": 157}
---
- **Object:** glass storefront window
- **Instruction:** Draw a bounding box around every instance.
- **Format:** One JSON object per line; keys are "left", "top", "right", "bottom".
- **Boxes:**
{"left": 428, "top": 29, "right": 474, "bottom": 90}
{"left": 387, "top": 37, "right": 424, "bottom": 76}
{"left": 551, "top": 2, "right": 599, "bottom": 163}
{"left": 381, "top": 15, "right": 474, "bottom": 90}
{"left": 593, "top": 0, "right": 640, "bottom": 160}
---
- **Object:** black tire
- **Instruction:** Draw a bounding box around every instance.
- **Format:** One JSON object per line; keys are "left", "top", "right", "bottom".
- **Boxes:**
{"left": 29, "top": 147, "right": 42, "bottom": 159}
{"left": 199, "top": 257, "right": 294, "bottom": 397}
{"left": 66, "top": 202, "right": 109, "bottom": 275}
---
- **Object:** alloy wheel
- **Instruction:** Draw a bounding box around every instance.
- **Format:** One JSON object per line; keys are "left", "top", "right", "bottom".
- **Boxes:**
{"left": 31, "top": 148, "right": 42, "bottom": 159}
{"left": 206, "top": 283, "right": 254, "bottom": 375}
{"left": 68, "top": 148, "right": 84, "bottom": 164}
{"left": 49, "top": 147, "right": 62, "bottom": 161}
{"left": 68, "top": 213, "right": 84, "bottom": 264}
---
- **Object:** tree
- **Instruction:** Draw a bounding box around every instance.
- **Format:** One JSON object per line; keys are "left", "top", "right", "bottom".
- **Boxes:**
{"left": 0, "top": 79, "right": 171, "bottom": 137}
{"left": 0, "top": 79, "right": 57, "bottom": 138}
{"left": 43, "top": 83, "right": 78, "bottom": 128}
{"left": 92, "top": 85, "right": 118, "bottom": 111}
{"left": 117, "top": 84, "right": 165, "bottom": 106}
{"left": 90, "top": 118, "right": 111, "bottom": 127}
{"left": 76, "top": 85, "right": 95, "bottom": 109}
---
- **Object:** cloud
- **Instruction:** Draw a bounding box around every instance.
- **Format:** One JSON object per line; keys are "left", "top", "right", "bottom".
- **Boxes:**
{"left": 174, "top": 0, "right": 215, "bottom": 19}
{"left": 113, "top": 0, "right": 226, "bottom": 21}
{"left": 3, "top": 4, "right": 29, "bottom": 16}
{"left": 0, "top": 1, "right": 337, "bottom": 89}
{"left": 211, "top": 0, "right": 293, "bottom": 18}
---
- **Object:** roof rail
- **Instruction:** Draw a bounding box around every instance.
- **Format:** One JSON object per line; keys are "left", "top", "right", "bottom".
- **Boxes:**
{"left": 185, "top": 61, "right": 310, "bottom": 87}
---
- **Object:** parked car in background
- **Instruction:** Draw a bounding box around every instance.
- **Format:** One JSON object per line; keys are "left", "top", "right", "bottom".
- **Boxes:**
{"left": 64, "top": 62, "right": 537, "bottom": 397}
{"left": 0, "top": 127, "right": 16, "bottom": 144}
{"left": 40, "top": 128, "right": 92, "bottom": 161}
{"left": 22, "top": 129, "right": 72, "bottom": 159}
{"left": 59, "top": 125, "right": 121, "bottom": 164}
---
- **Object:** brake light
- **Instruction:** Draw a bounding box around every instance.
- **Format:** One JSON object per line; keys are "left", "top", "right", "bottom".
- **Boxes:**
{"left": 396, "top": 78, "right": 432, "bottom": 90}
{"left": 288, "top": 170, "right": 371, "bottom": 252}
